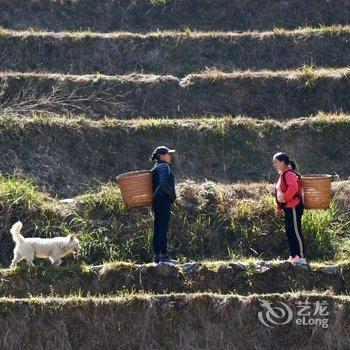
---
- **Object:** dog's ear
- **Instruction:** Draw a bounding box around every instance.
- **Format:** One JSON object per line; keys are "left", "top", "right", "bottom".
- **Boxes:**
{"left": 69, "top": 234, "right": 76, "bottom": 241}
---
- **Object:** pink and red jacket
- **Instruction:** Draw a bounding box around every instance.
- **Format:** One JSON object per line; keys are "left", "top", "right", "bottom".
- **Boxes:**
{"left": 275, "top": 168, "right": 302, "bottom": 209}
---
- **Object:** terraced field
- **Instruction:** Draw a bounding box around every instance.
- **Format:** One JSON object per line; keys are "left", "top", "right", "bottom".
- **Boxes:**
{"left": 0, "top": 0, "right": 349, "bottom": 349}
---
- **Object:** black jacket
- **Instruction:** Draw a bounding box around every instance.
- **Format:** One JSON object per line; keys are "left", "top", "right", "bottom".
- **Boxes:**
{"left": 151, "top": 161, "right": 176, "bottom": 202}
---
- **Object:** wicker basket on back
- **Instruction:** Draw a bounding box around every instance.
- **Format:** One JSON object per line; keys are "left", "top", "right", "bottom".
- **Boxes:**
{"left": 301, "top": 174, "right": 332, "bottom": 210}
{"left": 116, "top": 170, "right": 153, "bottom": 207}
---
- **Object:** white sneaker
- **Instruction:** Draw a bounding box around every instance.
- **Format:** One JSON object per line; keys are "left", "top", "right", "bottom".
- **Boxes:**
{"left": 159, "top": 256, "right": 177, "bottom": 264}
{"left": 291, "top": 255, "right": 307, "bottom": 265}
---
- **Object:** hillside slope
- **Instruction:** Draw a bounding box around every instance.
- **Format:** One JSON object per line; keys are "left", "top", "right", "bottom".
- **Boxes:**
{"left": 1, "top": 0, "right": 349, "bottom": 31}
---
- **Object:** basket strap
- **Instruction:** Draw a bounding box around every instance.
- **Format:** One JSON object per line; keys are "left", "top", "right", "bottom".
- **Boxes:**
{"left": 282, "top": 169, "right": 302, "bottom": 201}
{"left": 154, "top": 185, "right": 160, "bottom": 196}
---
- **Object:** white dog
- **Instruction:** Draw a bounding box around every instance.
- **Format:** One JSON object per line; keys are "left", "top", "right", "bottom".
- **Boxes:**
{"left": 10, "top": 221, "right": 80, "bottom": 267}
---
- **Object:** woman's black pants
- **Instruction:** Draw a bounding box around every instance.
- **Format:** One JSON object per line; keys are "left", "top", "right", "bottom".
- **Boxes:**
{"left": 152, "top": 195, "right": 172, "bottom": 255}
{"left": 283, "top": 201, "right": 305, "bottom": 258}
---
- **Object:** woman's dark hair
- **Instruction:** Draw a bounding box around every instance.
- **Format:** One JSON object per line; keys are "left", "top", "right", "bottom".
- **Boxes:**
{"left": 289, "top": 160, "right": 297, "bottom": 171}
{"left": 273, "top": 152, "right": 297, "bottom": 170}
{"left": 150, "top": 153, "right": 159, "bottom": 161}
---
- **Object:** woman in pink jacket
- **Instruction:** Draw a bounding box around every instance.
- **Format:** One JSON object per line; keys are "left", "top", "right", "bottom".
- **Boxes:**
{"left": 273, "top": 152, "right": 306, "bottom": 264}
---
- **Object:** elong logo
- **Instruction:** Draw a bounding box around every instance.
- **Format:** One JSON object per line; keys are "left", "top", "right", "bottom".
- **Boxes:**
{"left": 258, "top": 299, "right": 293, "bottom": 328}
{"left": 258, "top": 299, "right": 329, "bottom": 329}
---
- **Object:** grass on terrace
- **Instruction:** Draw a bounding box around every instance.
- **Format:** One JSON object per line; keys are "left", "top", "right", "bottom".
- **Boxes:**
{"left": 0, "top": 291, "right": 348, "bottom": 349}
{"left": 0, "top": 172, "right": 348, "bottom": 266}
{"left": 0, "top": 69, "right": 349, "bottom": 119}
{"left": 0, "top": 291, "right": 349, "bottom": 302}
{"left": 0, "top": 258, "right": 350, "bottom": 297}
{"left": 0, "top": 111, "right": 347, "bottom": 192}
{"left": 0, "top": 25, "right": 349, "bottom": 38}
{"left": 1, "top": 66, "right": 349, "bottom": 81}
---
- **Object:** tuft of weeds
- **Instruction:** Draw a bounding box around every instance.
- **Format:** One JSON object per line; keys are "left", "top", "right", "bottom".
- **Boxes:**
{"left": 297, "top": 65, "right": 319, "bottom": 87}
{"left": 302, "top": 203, "right": 342, "bottom": 260}
{"left": 149, "top": 0, "right": 170, "bottom": 6}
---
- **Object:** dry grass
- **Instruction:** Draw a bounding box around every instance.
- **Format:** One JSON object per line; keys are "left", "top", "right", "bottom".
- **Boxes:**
{"left": 0, "top": 71, "right": 179, "bottom": 83}
{"left": 4, "top": 111, "right": 348, "bottom": 129}
{"left": 180, "top": 67, "right": 350, "bottom": 85}
{"left": 1, "top": 290, "right": 350, "bottom": 303}
{"left": 0, "top": 259, "right": 349, "bottom": 297}
{"left": 0, "top": 25, "right": 349, "bottom": 39}
{"left": 0, "top": 0, "right": 349, "bottom": 32}
{"left": 1, "top": 67, "right": 349, "bottom": 83}
{"left": 0, "top": 112, "right": 347, "bottom": 196}
{"left": 0, "top": 69, "right": 349, "bottom": 119}
{"left": 0, "top": 28, "right": 349, "bottom": 77}
{"left": 0, "top": 292, "right": 349, "bottom": 349}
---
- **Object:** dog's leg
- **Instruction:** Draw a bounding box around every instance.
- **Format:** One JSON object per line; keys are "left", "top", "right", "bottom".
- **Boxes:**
{"left": 10, "top": 251, "right": 23, "bottom": 268}
{"left": 25, "top": 251, "right": 35, "bottom": 267}
{"left": 50, "top": 257, "right": 62, "bottom": 266}
{"left": 26, "top": 258, "right": 35, "bottom": 267}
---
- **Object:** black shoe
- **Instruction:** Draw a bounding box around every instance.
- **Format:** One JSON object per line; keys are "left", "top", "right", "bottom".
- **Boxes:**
{"left": 153, "top": 255, "right": 160, "bottom": 264}
{"left": 159, "top": 255, "right": 177, "bottom": 264}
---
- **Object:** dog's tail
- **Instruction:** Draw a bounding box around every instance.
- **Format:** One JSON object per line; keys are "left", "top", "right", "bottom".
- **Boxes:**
{"left": 10, "top": 221, "right": 24, "bottom": 244}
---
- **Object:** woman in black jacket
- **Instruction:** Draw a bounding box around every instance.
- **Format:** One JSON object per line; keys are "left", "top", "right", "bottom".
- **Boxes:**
{"left": 150, "top": 146, "right": 177, "bottom": 264}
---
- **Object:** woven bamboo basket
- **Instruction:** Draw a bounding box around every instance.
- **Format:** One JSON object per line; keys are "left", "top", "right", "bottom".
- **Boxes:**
{"left": 116, "top": 170, "right": 153, "bottom": 207}
{"left": 301, "top": 174, "right": 332, "bottom": 210}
